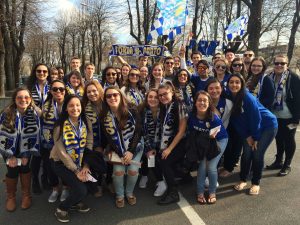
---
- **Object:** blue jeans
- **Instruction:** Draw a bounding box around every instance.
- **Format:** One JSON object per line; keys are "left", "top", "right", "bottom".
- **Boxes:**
{"left": 240, "top": 127, "right": 278, "bottom": 185}
{"left": 197, "top": 138, "right": 228, "bottom": 194}
{"left": 113, "top": 150, "right": 143, "bottom": 198}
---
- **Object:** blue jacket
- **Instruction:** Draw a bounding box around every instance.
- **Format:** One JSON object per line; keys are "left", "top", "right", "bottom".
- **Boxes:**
{"left": 230, "top": 90, "right": 278, "bottom": 141}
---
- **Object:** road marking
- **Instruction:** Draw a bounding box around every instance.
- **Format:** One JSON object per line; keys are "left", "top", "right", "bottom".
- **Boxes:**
{"left": 177, "top": 192, "right": 206, "bottom": 225}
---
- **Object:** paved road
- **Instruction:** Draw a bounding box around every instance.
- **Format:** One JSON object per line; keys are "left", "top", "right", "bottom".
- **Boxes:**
{"left": 0, "top": 130, "right": 299, "bottom": 225}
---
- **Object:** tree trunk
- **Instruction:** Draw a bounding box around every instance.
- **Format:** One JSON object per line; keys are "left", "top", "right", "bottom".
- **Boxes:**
{"left": 0, "top": 32, "right": 5, "bottom": 97}
{"left": 246, "top": 0, "right": 262, "bottom": 54}
{"left": 287, "top": 0, "right": 300, "bottom": 65}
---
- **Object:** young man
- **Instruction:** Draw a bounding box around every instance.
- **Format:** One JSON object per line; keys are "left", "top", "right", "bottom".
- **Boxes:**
{"left": 163, "top": 57, "right": 175, "bottom": 81}
{"left": 63, "top": 56, "right": 82, "bottom": 84}
{"left": 224, "top": 49, "right": 235, "bottom": 66}
{"left": 84, "top": 63, "right": 99, "bottom": 85}
{"left": 243, "top": 50, "right": 255, "bottom": 71}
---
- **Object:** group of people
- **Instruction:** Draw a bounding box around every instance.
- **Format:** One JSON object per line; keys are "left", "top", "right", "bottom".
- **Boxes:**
{"left": 0, "top": 48, "right": 299, "bottom": 223}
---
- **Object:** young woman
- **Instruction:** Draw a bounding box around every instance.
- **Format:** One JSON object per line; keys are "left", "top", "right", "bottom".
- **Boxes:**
{"left": 139, "top": 89, "right": 167, "bottom": 196}
{"left": 120, "top": 64, "right": 131, "bottom": 86}
{"left": 228, "top": 74, "right": 278, "bottom": 195}
{"left": 120, "top": 68, "right": 145, "bottom": 107}
{"left": 173, "top": 69, "right": 194, "bottom": 113}
{"left": 213, "top": 58, "right": 231, "bottom": 93}
{"left": 157, "top": 82, "right": 188, "bottom": 205}
{"left": 27, "top": 63, "right": 49, "bottom": 194}
{"left": 41, "top": 80, "right": 68, "bottom": 203}
{"left": 146, "top": 63, "right": 165, "bottom": 91}
{"left": 50, "top": 95, "right": 93, "bottom": 223}
{"left": 188, "top": 91, "right": 228, "bottom": 204}
{"left": 82, "top": 80, "right": 106, "bottom": 197}
{"left": 50, "top": 68, "right": 60, "bottom": 82}
{"left": 65, "top": 70, "right": 84, "bottom": 98}
{"left": 0, "top": 88, "right": 40, "bottom": 211}
{"left": 101, "top": 87, "right": 143, "bottom": 208}
{"left": 246, "top": 57, "right": 275, "bottom": 110}
{"left": 230, "top": 57, "right": 247, "bottom": 79}
{"left": 101, "top": 66, "right": 120, "bottom": 89}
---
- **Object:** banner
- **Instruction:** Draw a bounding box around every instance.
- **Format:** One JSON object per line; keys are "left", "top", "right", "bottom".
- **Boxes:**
{"left": 225, "top": 15, "right": 248, "bottom": 41}
{"left": 109, "top": 44, "right": 164, "bottom": 57}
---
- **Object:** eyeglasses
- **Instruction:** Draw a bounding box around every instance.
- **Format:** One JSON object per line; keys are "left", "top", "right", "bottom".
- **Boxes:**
{"left": 198, "top": 66, "right": 208, "bottom": 70}
{"left": 232, "top": 64, "right": 243, "bottom": 68}
{"left": 129, "top": 73, "right": 140, "bottom": 77}
{"left": 243, "top": 54, "right": 253, "bottom": 57}
{"left": 52, "top": 87, "right": 65, "bottom": 92}
{"left": 36, "top": 70, "right": 48, "bottom": 74}
{"left": 274, "top": 62, "right": 287, "bottom": 66}
{"left": 106, "top": 93, "right": 120, "bottom": 99}
{"left": 165, "top": 61, "right": 174, "bottom": 65}
{"left": 17, "top": 96, "right": 31, "bottom": 100}
{"left": 215, "top": 65, "right": 226, "bottom": 70}
{"left": 158, "top": 91, "right": 171, "bottom": 98}
{"left": 179, "top": 73, "right": 188, "bottom": 77}
{"left": 251, "top": 64, "right": 263, "bottom": 68}
{"left": 106, "top": 73, "right": 117, "bottom": 77}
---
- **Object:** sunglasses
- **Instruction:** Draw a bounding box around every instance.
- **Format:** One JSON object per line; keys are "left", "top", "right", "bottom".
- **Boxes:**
{"left": 106, "top": 93, "right": 120, "bottom": 99}
{"left": 36, "top": 70, "right": 48, "bottom": 74}
{"left": 215, "top": 65, "right": 226, "bottom": 70}
{"left": 17, "top": 96, "right": 31, "bottom": 100}
{"left": 274, "top": 62, "right": 287, "bottom": 66}
{"left": 52, "top": 87, "right": 65, "bottom": 92}
{"left": 232, "top": 64, "right": 243, "bottom": 68}
{"left": 106, "top": 73, "right": 117, "bottom": 77}
{"left": 165, "top": 61, "right": 174, "bottom": 65}
{"left": 243, "top": 54, "right": 253, "bottom": 57}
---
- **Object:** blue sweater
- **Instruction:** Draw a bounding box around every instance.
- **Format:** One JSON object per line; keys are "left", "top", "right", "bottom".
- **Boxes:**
{"left": 191, "top": 75, "right": 213, "bottom": 92}
{"left": 230, "top": 90, "right": 278, "bottom": 141}
{"left": 188, "top": 113, "right": 228, "bottom": 141}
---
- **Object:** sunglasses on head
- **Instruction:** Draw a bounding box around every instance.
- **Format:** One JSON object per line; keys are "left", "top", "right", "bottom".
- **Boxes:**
{"left": 52, "top": 87, "right": 65, "bottom": 92}
{"left": 243, "top": 54, "right": 253, "bottom": 57}
{"left": 36, "top": 70, "right": 48, "bottom": 74}
{"left": 106, "top": 93, "right": 120, "bottom": 99}
{"left": 274, "top": 62, "right": 287, "bottom": 66}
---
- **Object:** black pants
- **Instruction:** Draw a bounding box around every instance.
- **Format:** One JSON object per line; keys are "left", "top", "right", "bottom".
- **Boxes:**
{"left": 51, "top": 160, "right": 88, "bottom": 211}
{"left": 160, "top": 139, "right": 186, "bottom": 189}
{"left": 30, "top": 154, "right": 42, "bottom": 181}
{"left": 223, "top": 123, "right": 243, "bottom": 172}
{"left": 41, "top": 149, "right": 59, "bottom": 187}
{"left": 275, "top": 118, "right": 297, "bottom": 166}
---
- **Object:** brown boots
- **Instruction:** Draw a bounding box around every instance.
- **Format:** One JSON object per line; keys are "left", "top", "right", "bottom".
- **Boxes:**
{"left": 5, "top": 177, "right": 18, "bottom": 212}
{"left": 20, "top": 172, "right": 32, "bottom": 209}
{"left": 5, "top": 172, "right": 32, "bottom": 212}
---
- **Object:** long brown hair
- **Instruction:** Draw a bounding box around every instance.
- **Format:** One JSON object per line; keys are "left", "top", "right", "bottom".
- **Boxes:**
{"left": 101, "top": 86, "right": 133, "bottom": 129}
{"left": 82, "top": 80, "right": 104, "bottom": 107}
{"left": 1, "top": 87, "right": 34, "bottom": 131}
{"left": 192, "top": 91, "right": 216, "bottom": 121}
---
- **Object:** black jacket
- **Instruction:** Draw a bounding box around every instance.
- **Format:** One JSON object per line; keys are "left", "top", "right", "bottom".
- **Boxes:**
{"left": 285, "top": 70, "right": 300, "bottom": 124}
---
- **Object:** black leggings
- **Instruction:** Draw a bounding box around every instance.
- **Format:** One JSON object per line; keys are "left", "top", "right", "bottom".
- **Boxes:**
{"left": 275, "top": 118, "right": 297, "bottom": 166}
{"left": 4, "top": 157, "right": 31, "bottom": 179}
{"left": 160, "top": 139, "right": 187, "bottom": 189}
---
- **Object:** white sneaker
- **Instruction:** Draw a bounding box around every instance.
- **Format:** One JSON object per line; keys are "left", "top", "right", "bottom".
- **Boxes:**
{"left": 48, "top": 190, "right": 59, "bottom": 203}
{"left": 60, "top": 189, "right": 69, "bottom": 202}
{"left": 139, "top": 176, "right": 148, "bottom": 189}
{"left": 205, "top": 177, "right": 219, "bottom": 188}
{"left": 153, "top": 180, "right": 167, "bottom": 197}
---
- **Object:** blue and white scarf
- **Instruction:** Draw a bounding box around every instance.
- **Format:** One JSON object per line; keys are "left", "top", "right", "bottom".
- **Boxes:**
{"left": 272, "top": 70, "right": 289, "bottom": 111}
{"left": 62, "top": 118, "right": 87, "bottom": 167}
{"left": 160, "top": 102, "right": 176, "bottom": 150}
{"left": 66, "top": 83, "right": 84, "bottom": 98}
{"left": 85, "top": 101, "right": 101, "bottom": 148}
{"left": 103, "top": 110, "right": 136, "bottom": 157}
{"left": 0, "top": 107, "right": 40, "bottom": 156}
{"left": 32, "top": 82, "right": 49, "bottom": 108}
{"left": 103, "top": 82, "right": 119, "bottom": 90}
{"left": 179, "top": 85, "right": 193, "bottom": 113}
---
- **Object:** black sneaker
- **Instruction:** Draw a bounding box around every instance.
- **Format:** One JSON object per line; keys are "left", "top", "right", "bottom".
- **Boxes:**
{"left": 278, "top": 166, "right": 291, "bottom": 176}
{"left": 266, "top": 161, "right": 283, "bottom": 170}
{"left": 32, "top": 179, "right": 42, "bottom": 194}
{"left": 70, "top": 202, "right": 90, "bottom": 213}
{"left": 55, "top": 208, "right": 70, "bottom": 223}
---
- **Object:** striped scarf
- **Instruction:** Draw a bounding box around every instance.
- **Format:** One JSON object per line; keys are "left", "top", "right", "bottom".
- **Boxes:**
{"left": 66, "top": 83, "right": 84, "bottom": 98}
{"left": 31, "top": 82, "right": 49, "bottom": 108}
{"left": 143, "top": 108, "right": 160, "bottom": 151}
{"left": 85, "top": 101, "right": 101, "bottom": 148}
{"left": 160, "top": 102, "right": 177, "bottom": 150}
{"left": 62, "top": 118, "right": 87, "bottom": 166}
{"left": 0, "top": 107, "right": 40, "bottom": 156}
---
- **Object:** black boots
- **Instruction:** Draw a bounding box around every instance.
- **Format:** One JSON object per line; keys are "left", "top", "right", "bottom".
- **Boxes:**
{"left": 157, "top": 187, "right": 179, "bottom": 205}
{"left": 266, "top": 155, "right": 283, "bottom": 170}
